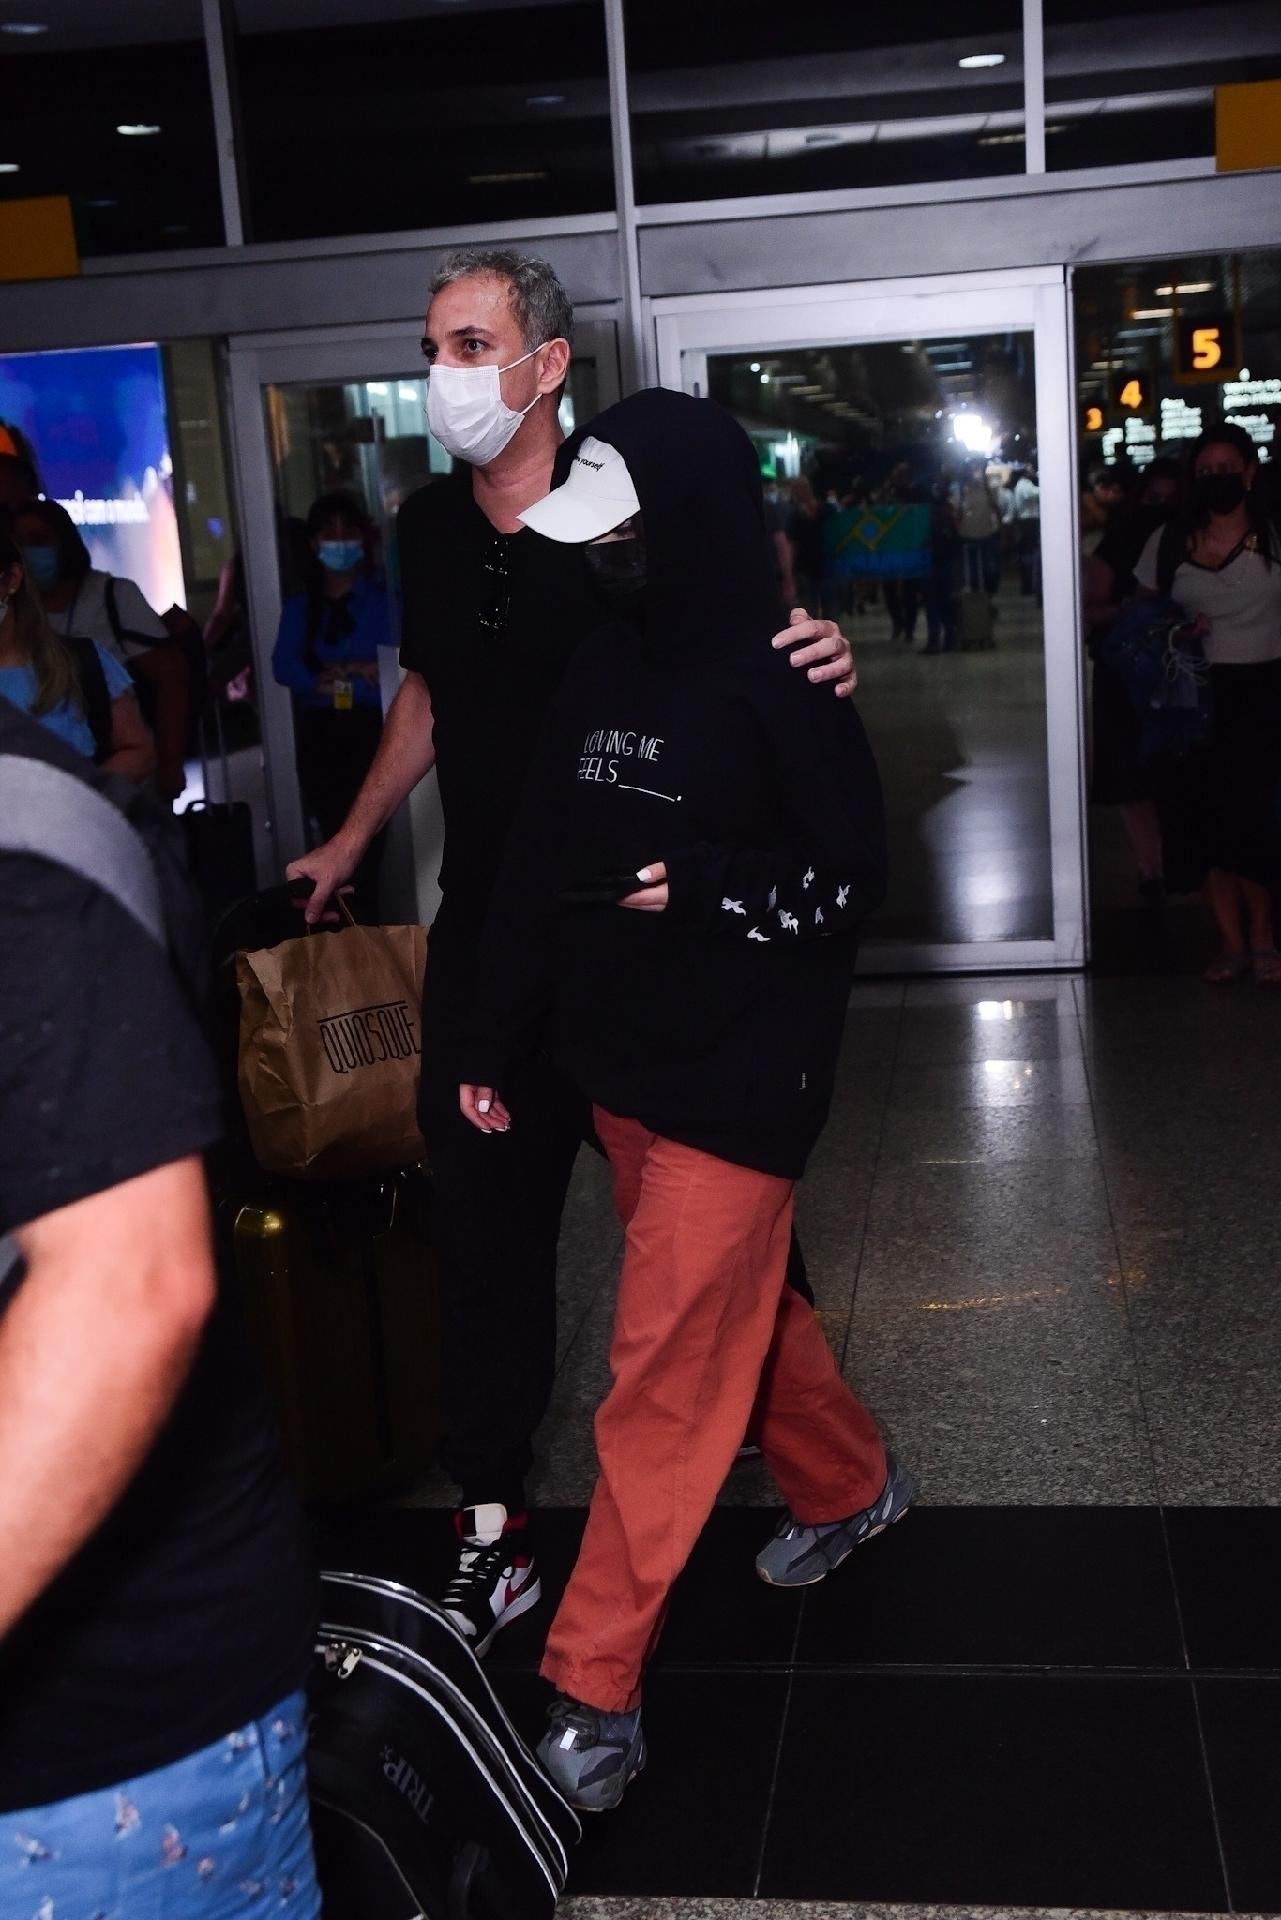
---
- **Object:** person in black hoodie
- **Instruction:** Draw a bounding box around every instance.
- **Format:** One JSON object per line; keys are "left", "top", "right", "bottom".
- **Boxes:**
{"left": 459, "top": 389, "right": 914, "bottom": 1812}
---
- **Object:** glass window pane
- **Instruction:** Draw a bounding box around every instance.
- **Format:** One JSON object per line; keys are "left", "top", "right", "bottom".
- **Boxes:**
{"left": 1074, "top": 250, "right": 1281, "bottom": 479}
{"left": 1045, "top": 0, "right": 1281, "bottom": 171}
{"left": 1073, "top": 247, "right": 1281, "bottom": 966}
{"left": 625, "top": 1, "right": 1027, "bottom": 207}
{"left": 0, "top": 342, "right": 190, "bottom": 611}
{"left": 264, "top": 364, "right": 598, "bottom": 533}
{"left": 165, "top": 340, "right": 239, "bottom": 622}
{"left": 0, "top": 0, "right": 223, "bottom": 256}
{"left": 231, "top": 0, "right": 613, "bottom": 244}
{"left": 704, "top": 333, "right": 1049, "bottom": 951}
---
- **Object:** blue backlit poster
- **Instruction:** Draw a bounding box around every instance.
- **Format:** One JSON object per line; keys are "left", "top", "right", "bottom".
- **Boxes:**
{"left": 0, "top": 343, "right": 186, "bottom": 613}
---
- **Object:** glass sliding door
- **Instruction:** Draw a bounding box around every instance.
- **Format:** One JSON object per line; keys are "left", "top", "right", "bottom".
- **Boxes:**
{"left": 225, "top": 317, "right": 620, "bottom": 920}
{"left": 654, "top": 271, "right": 1084, "bottom": 973}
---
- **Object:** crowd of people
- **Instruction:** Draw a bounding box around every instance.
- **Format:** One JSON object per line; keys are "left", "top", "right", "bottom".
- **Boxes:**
{"left": 1083, "top": 427, "right": 1281, "bottom": 982}
{"left": 2, "top": 245, "right": 1279, "bottom": 1912}
{"left": 765, "top": 449, "right": 1041, "bottom": 655}
{"left": 0, "top": 248, "right": 869, "bottom": 1907}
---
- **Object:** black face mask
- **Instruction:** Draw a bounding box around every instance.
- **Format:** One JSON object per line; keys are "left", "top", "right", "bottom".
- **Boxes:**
{"left": 585, "top": 535, "right": 647, "bottom": 611}
{"left": 1195, "top": 472, "right": 1248, "bottom": 517}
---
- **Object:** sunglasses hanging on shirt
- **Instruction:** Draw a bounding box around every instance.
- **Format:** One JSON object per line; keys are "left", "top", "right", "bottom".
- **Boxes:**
{"left": 479, "top": 534, "right": 511, "bottom": 635}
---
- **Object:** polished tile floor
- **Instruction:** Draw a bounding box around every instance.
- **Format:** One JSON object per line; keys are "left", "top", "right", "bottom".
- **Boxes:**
{"left": 396, "top": 971, "right": 1281, "bottom": 1514}
{"left": 324, "top": 971, "right": 1281, "bottom": 1914}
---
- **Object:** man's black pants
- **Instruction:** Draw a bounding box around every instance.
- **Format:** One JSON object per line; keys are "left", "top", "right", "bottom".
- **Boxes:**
{"left": 419, "top": 903, "right": 815, "bottom": 1513}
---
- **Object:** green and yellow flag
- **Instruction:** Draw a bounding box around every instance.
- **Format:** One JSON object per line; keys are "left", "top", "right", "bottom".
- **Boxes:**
{"left": 823, "top": 504, "right": 931, "bottom": 579}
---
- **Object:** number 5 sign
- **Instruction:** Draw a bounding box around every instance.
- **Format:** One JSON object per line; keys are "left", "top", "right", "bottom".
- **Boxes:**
{"left": 1175, "top": 310, "right": 1241, "bottom": 383}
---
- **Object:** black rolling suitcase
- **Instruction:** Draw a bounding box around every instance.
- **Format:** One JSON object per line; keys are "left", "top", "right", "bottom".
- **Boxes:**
{"left": 227, "top": 1171, "right": 442, "bottom": 1504}
{"left": 182, "top": 703, "right": 256, "bottom": 928}
{"left": 210, "top": 890, "right": 443, "bottom": 1506}
{"left": 958, "top": 587, "right": 996, "bottom": 651}
{"left": 309, "top": 1571, "right": 579, "bottom": 1920}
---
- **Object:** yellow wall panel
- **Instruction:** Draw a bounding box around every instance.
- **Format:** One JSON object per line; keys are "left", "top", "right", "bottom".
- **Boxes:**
{"left": 1216, "top": 81, "right": 1281, "bottom": 173}
{"left": 0, "top": 194, "right": 80, "bottom": 283}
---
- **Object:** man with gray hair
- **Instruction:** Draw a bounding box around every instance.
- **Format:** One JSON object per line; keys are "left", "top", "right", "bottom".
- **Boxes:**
{"left": 289, "top": 247, "right": 857, "bottom": 1655}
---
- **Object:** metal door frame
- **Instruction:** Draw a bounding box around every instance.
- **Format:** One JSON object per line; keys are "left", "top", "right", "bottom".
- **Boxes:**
{"left": 652, "top": 267, "right": 1086, "bottom": 974}
{"left": 224, "top": 310, "right": 623, "bottom": 909}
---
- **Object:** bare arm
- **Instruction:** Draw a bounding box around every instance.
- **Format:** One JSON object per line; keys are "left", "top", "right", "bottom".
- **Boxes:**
{"left": 102, "top": 690, "right": 157, "bottom": 785}
{"left": 1082, "top": 553, "right": 1118, "bottom": 634}
{"left": 0, "top": 1157, "right": 216, "bottom": 1640}
{"left": 288, "top": 667, "right": 437, "bottom": 921}
{"left": 202, "top": 552, "right": 240, "bottom": 648}
{"left": 129, "top": 645, "right": 190, "bottom": 797}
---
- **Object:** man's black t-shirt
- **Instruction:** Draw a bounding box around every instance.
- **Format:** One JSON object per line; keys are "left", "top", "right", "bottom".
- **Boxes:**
{"left": 0, "top": 712, "right": 314, "bottom": 1811}
{"left": 398, "top": 472, "right": 600, "bottom": 926}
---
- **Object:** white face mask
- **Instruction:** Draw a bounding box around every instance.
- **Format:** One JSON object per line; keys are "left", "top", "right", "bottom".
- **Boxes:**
{"left": 426, "top": 344, "right": 549, "bottom": 467}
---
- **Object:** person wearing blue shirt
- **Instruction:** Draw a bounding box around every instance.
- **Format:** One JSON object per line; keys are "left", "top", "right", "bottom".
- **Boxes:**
{"left": 272, "top": 492, "right": 390, "bottom": 919}
{"left": 0, "top": 528, "right": 155, "bottom": 782}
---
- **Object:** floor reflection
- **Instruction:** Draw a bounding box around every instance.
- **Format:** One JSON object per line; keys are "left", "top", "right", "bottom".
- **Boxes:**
{"left": 850, "top": 576, "right": 1052, "bottom": 948}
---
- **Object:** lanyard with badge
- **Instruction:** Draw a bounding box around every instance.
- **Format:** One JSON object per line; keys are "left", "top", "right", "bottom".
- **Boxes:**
{"left": 325, "top": 598, "right": 355, "bottom": 710}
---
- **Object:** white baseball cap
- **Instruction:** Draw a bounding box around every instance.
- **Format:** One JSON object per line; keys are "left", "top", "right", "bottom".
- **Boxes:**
{"left": 518, "top": 434, "right": 640, "bottom": 543}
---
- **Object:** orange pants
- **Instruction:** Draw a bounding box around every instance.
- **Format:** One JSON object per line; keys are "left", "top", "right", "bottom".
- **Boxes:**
{"left": 540, "top": 1108, "right": 887, "bottom": 1713}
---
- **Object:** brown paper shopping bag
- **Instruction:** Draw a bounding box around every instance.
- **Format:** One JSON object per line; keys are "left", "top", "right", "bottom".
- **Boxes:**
{"left": 237, "top": 905, "right": 429, "bottom": 1178}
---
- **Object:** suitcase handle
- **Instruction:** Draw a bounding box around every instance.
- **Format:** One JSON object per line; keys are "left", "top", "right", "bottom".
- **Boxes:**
{"left": 290, "top": 875, "right": 360, "bottom": 933}
{"left": 198, "top": 702, "right": 234, "bottom": 807}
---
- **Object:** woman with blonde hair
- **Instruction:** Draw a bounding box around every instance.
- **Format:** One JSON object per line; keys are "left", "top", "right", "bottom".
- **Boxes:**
{"left": 0, "top": 527, "right": 154, "bottom": 782}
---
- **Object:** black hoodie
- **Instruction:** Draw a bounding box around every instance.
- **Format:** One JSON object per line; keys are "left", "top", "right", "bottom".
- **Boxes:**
{"left": 462, "top": 389, "right": 886, "bottom": 1178}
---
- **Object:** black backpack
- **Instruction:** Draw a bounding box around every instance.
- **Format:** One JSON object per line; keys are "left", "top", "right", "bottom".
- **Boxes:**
{"left": 0, "top": 703, "right": 209, "bottom": 1298}
{"left": 0, "top": 701, "right": 205, "bottom": 987}
{"left": 62, "top": 630, "right": 114, "bottom": 763}
{"left": 105, "top": 575, "right": 211, "bottom": 752}
{"left": 309, "top": 1570, "right": 580, "bottom": 1920}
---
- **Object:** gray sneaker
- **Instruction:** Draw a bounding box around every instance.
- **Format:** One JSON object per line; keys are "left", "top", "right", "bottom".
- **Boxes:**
{"left": 536, "top": 1695, "right": 646, "bottom": 1813}
{"left": 756, "top": 1453, "right": 917, "bottom": 1587}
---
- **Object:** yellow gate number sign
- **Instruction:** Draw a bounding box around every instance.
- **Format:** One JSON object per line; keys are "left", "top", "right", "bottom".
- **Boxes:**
{"left": 1175, "top": 310, "right": 1240, "bottom": 383}
{"left": 1109, "top": 372, "right": 1150, "bottom": 413}
{"left": 1192, "top": 327, "right": 1223, "bottom": 371}
{"left": 1085, "top": 405, "right": 1104, "bottom": 433}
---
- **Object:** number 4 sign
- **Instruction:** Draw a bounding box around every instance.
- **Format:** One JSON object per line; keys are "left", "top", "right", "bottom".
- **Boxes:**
{"left": 1110, "top": 372, "right": 1151, "bottom": 413}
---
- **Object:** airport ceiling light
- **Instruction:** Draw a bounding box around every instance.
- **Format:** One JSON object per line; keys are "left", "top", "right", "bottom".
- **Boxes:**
{"left": 117, "top": 123, "right": 162, "bottom": 137}
{"left": 958, "top": 52, "right": 1005, "bottom": 69}
{"left": 0, "top": 162, "right": 20, "bottom": 173}
{"left": 952, "top": 412, "right": 995, "bottom": 454}
{"left": 0, "top": 21, "right": 48, "bottom": 33}
{"left": 527, "top": 94, "right": 565, "bottom": 107}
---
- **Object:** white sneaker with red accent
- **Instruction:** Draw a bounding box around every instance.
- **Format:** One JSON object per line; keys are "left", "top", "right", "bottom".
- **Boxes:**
{"left": 439, "top": 1504, "right": 541, "bottom": 1657}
